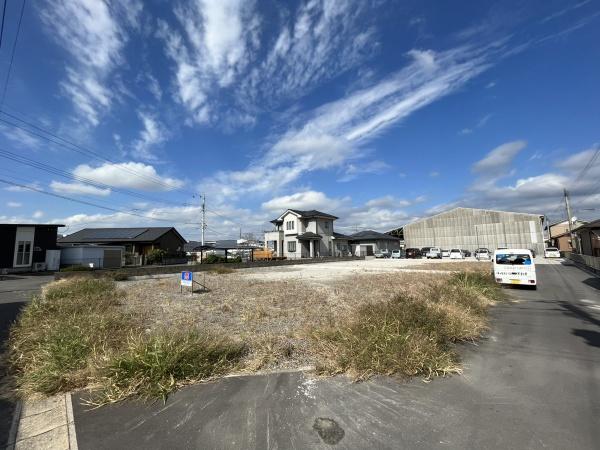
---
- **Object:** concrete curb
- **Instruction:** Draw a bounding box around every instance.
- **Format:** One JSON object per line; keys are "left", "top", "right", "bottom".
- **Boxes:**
{"left": 11, "top": 393, "right": 77, "bottom": 449}
{"left": 5, "top": 399, "right": 22, "bottom": 450}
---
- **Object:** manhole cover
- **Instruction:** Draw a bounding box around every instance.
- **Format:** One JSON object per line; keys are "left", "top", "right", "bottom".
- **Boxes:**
{"left": 313, "top": 417, "right": 345, "bottom": 445}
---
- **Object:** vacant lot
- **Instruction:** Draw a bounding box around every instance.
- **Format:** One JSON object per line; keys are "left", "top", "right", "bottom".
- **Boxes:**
{"left": 8, "top": 260, "right": 505, "bottom": 403}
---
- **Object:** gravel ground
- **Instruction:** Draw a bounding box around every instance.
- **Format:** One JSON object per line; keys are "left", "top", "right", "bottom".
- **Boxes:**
{"left": 118, "top": 260, "right": 466, "bottom": 371}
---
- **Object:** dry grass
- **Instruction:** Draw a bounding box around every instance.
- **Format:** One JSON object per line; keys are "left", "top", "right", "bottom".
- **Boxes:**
{"left": 9, "top": 268, "right": 505, "bottom": 402}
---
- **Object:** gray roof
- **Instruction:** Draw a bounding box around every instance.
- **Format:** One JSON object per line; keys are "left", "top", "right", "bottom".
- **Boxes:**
{"left": 348, "top": 230, "right": 401, "bottom": 241}
{"left": 289, "top": 209, "right": 338, "bottom": 219}
{"left": 59, "top": 227, "right": 185, "bottom": 244}
{"left": 272, "top": 209, "right": 338, "bottom": 223}
{"left": 333, "top": 232, "right": 349, "bottom": 239}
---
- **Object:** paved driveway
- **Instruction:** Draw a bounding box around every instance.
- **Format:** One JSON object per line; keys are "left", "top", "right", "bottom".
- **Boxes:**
{"left": 0, "top": 273, "right": 54, "bottom": 448}
{"left": 72, "top": 263, "right": 600, "bottom": 449}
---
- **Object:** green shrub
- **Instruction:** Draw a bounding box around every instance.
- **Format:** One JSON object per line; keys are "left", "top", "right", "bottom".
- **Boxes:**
{"left": 99, "top": 330, "right": 246, "bottom": 402}
{"left": 146, "top": 248, "right": 167, "bottom": 265}
{"left": 204, "top": 254, "right": 226, "bottom": 264}
{"left": 9, "top": 278, "right": 132, "bottom": 395}
{"left": 310, "top": 271, "right": 504, "bottom": 380}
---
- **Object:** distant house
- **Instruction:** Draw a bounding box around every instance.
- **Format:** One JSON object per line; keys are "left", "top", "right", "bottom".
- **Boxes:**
{"left": 265, "top": 209, "right": 342, "bottom": 258}
{"left": 573, "top": 220, "right": 600, "bottom": 257}
{"left": 548, "top": 219, "right": 588, "bottom": 252}
{"left": 0, "top": 223, "right": 64, "bottom": 272}
{"left": 348, "top": 230, "right": 401, "bottom": 256}
{"left": 59, "top": 227, "right": 186, "bottom": 264}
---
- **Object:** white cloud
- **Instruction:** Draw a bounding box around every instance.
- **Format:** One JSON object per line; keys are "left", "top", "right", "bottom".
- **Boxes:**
{"left": 41, "top": 0, "right": 143, "bottom": 125}
{"left": 159, "top": 0, "right": 259, "bottom": 124}
{"left": 72, "top": 162, "right": 184, "bottom": 191}
{"left": 261, "top": 190, "right": 350, "bottom": 213}
{"left": 0, "top": 125, "right": 43, "bottom": 149}
{"left": 407, "top": 49, "right": 437, "bottom": 71}
{"left": 160, "top": 0, "right": 376, "bottom": 125}
{"left": 459, "top": 113, "right": 492, "bottom": 136}
{"left": 50, "top": 181, "right": 111, "bottom": 197}
{"left": 338, "top": 160, "right": 391, "bottom": 182}
{"left": 472, "top": 140, "right": 527, "bottom": 175}
{"left": 365, "top": 196, "right": 411, "bottom": 209}
{"left": 203, "top": 41, "right": 497, "bottom": 200}
{"left": 261, "top": 190, "right": 423, "bottom": 232}
{"left": 7, "top": 201, "right": 22, "bottom": 207}
{"left": 446, "top": 145, "right": 600, "bottom": 220}
{"left": 131, "top": 112, "right": 168, "bottom": 161}
{"left": 4, "top": 182, "right": 41, "bottom": 192}
{"left": 429, "top": 171, "right": 440, "bottom": 177}
{"left": 33, "top": 210, "right": 44, "bottom": 219}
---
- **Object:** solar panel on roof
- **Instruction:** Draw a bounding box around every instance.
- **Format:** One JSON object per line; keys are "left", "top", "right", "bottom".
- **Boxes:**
{"left": 82, "top": 228, "right": 148, "bottom": 240}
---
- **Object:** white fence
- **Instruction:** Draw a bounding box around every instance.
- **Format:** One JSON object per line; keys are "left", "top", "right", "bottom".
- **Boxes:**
{"left": 564, "top": 252, "right": 600, "bottom": 273}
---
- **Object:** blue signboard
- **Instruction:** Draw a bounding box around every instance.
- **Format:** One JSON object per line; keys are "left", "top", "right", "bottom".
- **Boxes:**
{"left": 181, "top": 271, "right": 193, "bottom": 287}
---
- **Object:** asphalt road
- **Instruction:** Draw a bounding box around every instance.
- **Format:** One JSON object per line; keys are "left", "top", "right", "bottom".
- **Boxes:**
{"left": 0, "top": 274, "right": 54, "bottom": 448}
{"left": 72, "top": 262, "right": 600, "bottom": 449}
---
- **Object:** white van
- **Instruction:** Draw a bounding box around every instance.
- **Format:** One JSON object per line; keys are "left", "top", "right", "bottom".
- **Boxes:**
{"left": 493, "top": 249, "right": 536, "bottom": 288}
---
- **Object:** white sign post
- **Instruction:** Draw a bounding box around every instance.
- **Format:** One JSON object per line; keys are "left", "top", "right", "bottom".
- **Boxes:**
{"left": 181, "top": 271, "right": 193, "bottom": 293}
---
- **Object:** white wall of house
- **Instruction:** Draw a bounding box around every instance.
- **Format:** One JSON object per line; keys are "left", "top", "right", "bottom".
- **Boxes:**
{"left": 265, "top": 230, "right": 284, "bottom": 257}
{"left": 265, "top": 211, "right": 338, "bottom": 258}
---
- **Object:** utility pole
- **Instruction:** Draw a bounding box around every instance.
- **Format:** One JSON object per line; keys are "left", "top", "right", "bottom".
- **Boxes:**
{"left": 201, "top": 193, "right": 206, "bottom": 246}
{"left": 564, "top": 188, "right": 575, "bottom": 253}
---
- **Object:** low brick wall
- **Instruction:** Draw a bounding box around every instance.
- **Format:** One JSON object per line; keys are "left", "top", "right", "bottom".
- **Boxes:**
{"left": 54, "top": 256, "right": 364, "bottom": 280}
{"left": 564, "top": 252, "right": 600, "bottom": 275}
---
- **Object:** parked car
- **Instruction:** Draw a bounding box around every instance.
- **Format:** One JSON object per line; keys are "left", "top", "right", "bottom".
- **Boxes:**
{"left": 449, "top": 248, "right": 464, "bottom": 259}
{"left": 405, "top": 248, "right": 421, "bottom": 259}
{"left": 474, "top": 248, "right": 491, "bottom": 260}
{"left": 494, "top": 248, "right": 536, "bottom": 288}
{"left": 441, "top": 249, "right": 450, "bottom": 258}
{"left": 391, "top": 249, "right": 402, "bottom": 259}
{"left": 374, "top": 249, "right": 391, "bottom": 258}
{"left": 544, "top": 247, "right": 561, "bottom": 258}
{"left": 463, "top": 250, "right": 472, "bottom": 257}
{"left": 421, "top": 247, "right": 433, "bottom": 258}
{"left": 426, "top": 247, "right": 442, "bottom": 259}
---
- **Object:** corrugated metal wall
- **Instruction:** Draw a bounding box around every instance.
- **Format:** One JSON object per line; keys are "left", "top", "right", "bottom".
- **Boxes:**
{"left": 403, "top": 208, "right": 544, "bottom": 253}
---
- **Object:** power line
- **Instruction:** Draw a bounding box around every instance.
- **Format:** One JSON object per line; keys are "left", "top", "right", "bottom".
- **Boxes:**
{"left": 0, "top": 0, "right": 7, "bottom": 48}
{"left": 0, "top": 146, "right": 192, "bottom": 207}
{"left": 0, "top": 109, "right": 196, "bottom": 196}
{"left": 0, "top": 176, "right": 201, "bottom": 226}
{"left": 0, "top": 0, "right": 26, "bottom": 105}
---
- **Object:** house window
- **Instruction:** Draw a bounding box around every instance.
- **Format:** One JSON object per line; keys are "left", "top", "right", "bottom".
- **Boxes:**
{"left": 324, "top": 221, "right": 329, "bottom": 230}
{"left": 286, "top": 220, "right": 295, "bottom": 231}
{"left": 15, "top": 240, "right": 32, "bottom": 266}
{"left": 288, "top": 241, "right": 296, "bottom": 252}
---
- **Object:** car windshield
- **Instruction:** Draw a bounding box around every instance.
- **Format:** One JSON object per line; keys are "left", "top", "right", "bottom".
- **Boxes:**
{"left": 495, "top": 254, "right": 532, "bottom": 265}
{"left": 450, "top": 249, "right": 460, "bottom": 252}
{"left": 546, "top": 247, "right": 558, "bottom": 251}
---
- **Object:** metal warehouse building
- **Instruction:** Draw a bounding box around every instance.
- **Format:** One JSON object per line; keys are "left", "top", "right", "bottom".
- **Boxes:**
{"left": 401, "top": 207, "right": 545, "bottom": 254}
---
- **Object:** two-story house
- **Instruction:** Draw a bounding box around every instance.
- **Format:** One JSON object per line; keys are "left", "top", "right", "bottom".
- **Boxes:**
{"left": 265, "top": 209, "right": 344, "bottom": 258}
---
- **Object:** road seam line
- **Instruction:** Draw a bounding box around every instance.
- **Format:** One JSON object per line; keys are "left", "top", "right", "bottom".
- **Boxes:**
{"left": 66, "top": 392, "right": 78, "bottom": 450}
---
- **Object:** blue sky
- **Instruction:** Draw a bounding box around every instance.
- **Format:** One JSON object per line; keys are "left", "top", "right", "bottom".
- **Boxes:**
{"left": 0, "top": 0, "right": 599, "bottom": 240}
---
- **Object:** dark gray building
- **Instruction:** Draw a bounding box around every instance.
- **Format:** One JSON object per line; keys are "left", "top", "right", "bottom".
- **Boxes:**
{"left": 0, "top": 223, "right": 64, "bottom": 272}
{"left": 348, "top": 230, "right": 401, "bottom": 256}
{"left": 59, "top": 227, "right": 186, "bottom": 264}
{"left": 401, "top": 207, "right": 545, "bottom": 254}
